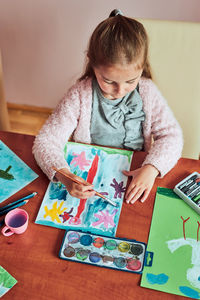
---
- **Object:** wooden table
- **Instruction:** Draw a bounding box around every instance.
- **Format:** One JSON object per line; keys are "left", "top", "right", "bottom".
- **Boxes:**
{"left": 0, "top": 131, "right": 199, "bottom": 300}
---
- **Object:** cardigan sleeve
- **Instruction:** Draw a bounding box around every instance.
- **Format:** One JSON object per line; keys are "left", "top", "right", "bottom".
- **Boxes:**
{"left": 140, "top": 79, "right": 183, "bottom": 177}
{"left": 32, "top": 83, "right": 81, "bottom": 181}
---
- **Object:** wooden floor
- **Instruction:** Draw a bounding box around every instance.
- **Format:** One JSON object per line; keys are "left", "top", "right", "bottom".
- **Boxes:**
{"left": 8, "top": 103, "right": 52, "bottom": 136}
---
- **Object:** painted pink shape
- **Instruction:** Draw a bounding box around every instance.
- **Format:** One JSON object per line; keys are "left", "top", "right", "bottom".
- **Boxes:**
{"left": 71, "top": 151, "right": 91, "bottom": 170}
{"left": 92, "top": 209, "right": 118, "bottom": 229}
{"left": 68, "top": 216, "right": 82, "bottom": 225}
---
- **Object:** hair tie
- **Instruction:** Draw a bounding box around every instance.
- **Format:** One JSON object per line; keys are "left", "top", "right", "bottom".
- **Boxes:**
{"left": 109, "top": 9, "right": 123, "bottom": 18}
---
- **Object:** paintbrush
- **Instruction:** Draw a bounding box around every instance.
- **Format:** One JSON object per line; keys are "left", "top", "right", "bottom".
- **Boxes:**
{"left": 53, "top": 167, "right": 118, "bottom": 207}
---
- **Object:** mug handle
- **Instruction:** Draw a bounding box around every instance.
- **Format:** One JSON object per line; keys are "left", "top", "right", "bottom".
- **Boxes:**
{"left": 2, "top": 226, "right": 14, "bottom": 236}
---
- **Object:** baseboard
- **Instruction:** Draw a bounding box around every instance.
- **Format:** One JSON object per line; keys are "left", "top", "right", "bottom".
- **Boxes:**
{"left": 7, "top": 102, "right": 53, "bottom": 114}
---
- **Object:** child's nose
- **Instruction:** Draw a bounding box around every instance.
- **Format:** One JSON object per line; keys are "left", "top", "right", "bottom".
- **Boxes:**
{"left": 115, "top": 84, "right": 124, "bottom": 96}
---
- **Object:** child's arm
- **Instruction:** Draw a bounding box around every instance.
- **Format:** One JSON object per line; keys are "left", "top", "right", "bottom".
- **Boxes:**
{"left": 33, "top": 79, "right": 93, "bottom": 182}
{"left": 123, "top": 164, "right": 159, "bottom": 204}
{"left": 33, "top": 84, "right": 81, "bottom": 181}
{"left": 55, "top": 168, "right": 96, "bottom": 199}
{"left": 123, "top": 79, "right": 183, "bottom": 204}
{"left": 140, "top": 78, "right": 183, "bottom": 177}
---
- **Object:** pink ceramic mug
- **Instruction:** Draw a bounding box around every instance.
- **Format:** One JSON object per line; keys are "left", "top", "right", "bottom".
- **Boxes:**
{"left": 2, "top": 208, "right": 29, "bottom": 236}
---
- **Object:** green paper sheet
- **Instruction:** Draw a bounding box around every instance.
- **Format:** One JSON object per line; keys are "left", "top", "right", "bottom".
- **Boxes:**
{"left": 0, "top": 266, "right": 17, "bottom": 297}
{"left": 141, "top": 187, "right": 200, "bottom": 299}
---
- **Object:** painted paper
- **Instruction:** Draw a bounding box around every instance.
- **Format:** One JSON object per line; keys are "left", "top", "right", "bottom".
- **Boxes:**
{"left": 0, "top": 140, "right": 38, "bottom": 203}
{"left": 141, "top": 187, "right": 200, "bottom": 299}
{"left": 0, "top": 266, "right": 17, "bottom": 297}
{"left": 35, "top": 142, "right": 133, "bottom": 237}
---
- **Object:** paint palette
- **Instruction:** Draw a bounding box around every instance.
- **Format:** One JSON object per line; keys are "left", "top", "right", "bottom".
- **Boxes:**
{"left": 59, "top": 230, "right": 153, "bottom": 273}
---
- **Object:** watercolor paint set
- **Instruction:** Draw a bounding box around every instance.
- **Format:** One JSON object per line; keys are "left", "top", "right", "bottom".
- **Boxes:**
{"left": 174, "top": 172, "right": 200, "bottom": 214}
{"left": 59, "top": 230, "right": 153, "bottom": 273}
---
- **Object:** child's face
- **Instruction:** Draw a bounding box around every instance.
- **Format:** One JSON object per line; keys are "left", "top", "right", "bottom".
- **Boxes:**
{"left": 94, "top": 63, "right": 143, "bottom": 100}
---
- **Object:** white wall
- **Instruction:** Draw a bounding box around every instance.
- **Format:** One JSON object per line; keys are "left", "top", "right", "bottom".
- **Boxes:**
{"left": 0, "top": 0, "right": 200, "bottom": 108}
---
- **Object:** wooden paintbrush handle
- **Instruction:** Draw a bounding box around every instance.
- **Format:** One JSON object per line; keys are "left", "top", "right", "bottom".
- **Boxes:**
{"left": 53, "top": 167, "right": 90, "bottom": 186}
{"left": 53, "top": 167, "right": 117, "bottom": 207}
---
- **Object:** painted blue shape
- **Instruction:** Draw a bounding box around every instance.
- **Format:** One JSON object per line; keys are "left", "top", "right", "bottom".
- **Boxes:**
{"left": 84, "top": 198, "right": 108, "bottom": 226}
{"left": 49, "top": 183, "right": 68, "bottom": 201}
{"left": 82, "top": 171, "right": 88, "bottom": 181}
{"left": 179, "top": 286, "right": 200, "bottom": 299}
{"left": 66, "top": 153, "right": 74, "bottom": 166}
{"left": 91, "top": 148, "right": 97, "bottom": 155}
{"left": 0, "top": 140, "right": 38, "bottom": 203}
{"left": 198, "top": 276, "right": 200, "bottom": 281}
{"left": 146, "top": 273, "right": 169, "bottom": 285}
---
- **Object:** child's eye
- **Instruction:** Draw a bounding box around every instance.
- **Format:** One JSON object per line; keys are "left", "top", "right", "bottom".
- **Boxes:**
{"left": 126, "top": 80, "right": 135, "bottom": 84}
{"left": 104, "top": 80, "right": 113, "bottom": 84}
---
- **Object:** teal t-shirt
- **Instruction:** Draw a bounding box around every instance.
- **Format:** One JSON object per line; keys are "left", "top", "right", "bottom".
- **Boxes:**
{"left": 90, "top": 80, "right": 145, "bottom": 150}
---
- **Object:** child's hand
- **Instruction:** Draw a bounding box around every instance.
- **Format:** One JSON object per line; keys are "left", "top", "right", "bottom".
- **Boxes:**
{"left": 123, "top": 164, "right": 159, "bottom": 204}
{"left": 55, "top": 168, "right": 96, "bottom": 199}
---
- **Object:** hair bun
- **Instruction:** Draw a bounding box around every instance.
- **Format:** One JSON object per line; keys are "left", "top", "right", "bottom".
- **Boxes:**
{"left": 109, "top": 9, "right": 123, "bottom": 17}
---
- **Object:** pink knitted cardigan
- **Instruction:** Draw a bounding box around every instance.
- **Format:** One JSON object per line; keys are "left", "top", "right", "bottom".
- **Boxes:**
{"left": 33, "top": 77, "right": 183, "bottom": 180}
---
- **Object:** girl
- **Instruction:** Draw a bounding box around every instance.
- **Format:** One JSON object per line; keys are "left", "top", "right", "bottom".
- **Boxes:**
{"left": 33, "top": 9, "right": 183, "bottom": 204}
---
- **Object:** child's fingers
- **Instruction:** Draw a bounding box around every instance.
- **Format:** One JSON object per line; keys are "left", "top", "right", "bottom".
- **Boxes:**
{"left": 73, "top": 182, "right": 94, "bottom": 193}
{"left": 80, "top": 190, "right": 96, "bottom": 198}
{"left": 71, "top": 174, "right": 90, "bottom": 186}
{"left": 122, "top": 170, "right": 133, "bottom": 176}
{"left": 130, "top": 190, "right": 144, "bottom": 204}
{"left": 125, "top": 182, "right": 136, "bottom": 199}
{"left": 140, "top": 189, "right": 150, "bottom": 203}
{"left": 127, "top": 187, "right": 151, "bottom": 204}
{"left": 70, "top": 187, "right": 95, "bottom": 199}
{"left": 75, "top": 183, "right": 94, "bottom": 192}
{"left": 126, "top": 187, "right": 143, "bottom": 204}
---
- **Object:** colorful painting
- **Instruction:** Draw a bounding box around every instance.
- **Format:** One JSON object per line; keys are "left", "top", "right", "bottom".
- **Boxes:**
{"left": 0, "top": 266, "right": 17, "bottom": 297}
{"left": 35, "top": 142, "right": 133, "bottom": 237}
{"left": 0, "top": 140, "right": 39, "bottom": 203}
{"left": 141, "top": 187, "right": 200, "bottom": 299}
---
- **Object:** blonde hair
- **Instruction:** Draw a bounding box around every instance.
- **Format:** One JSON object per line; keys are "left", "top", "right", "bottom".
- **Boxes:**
{"left": 79, "top": 14, "right": 152, "bottom": 81}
